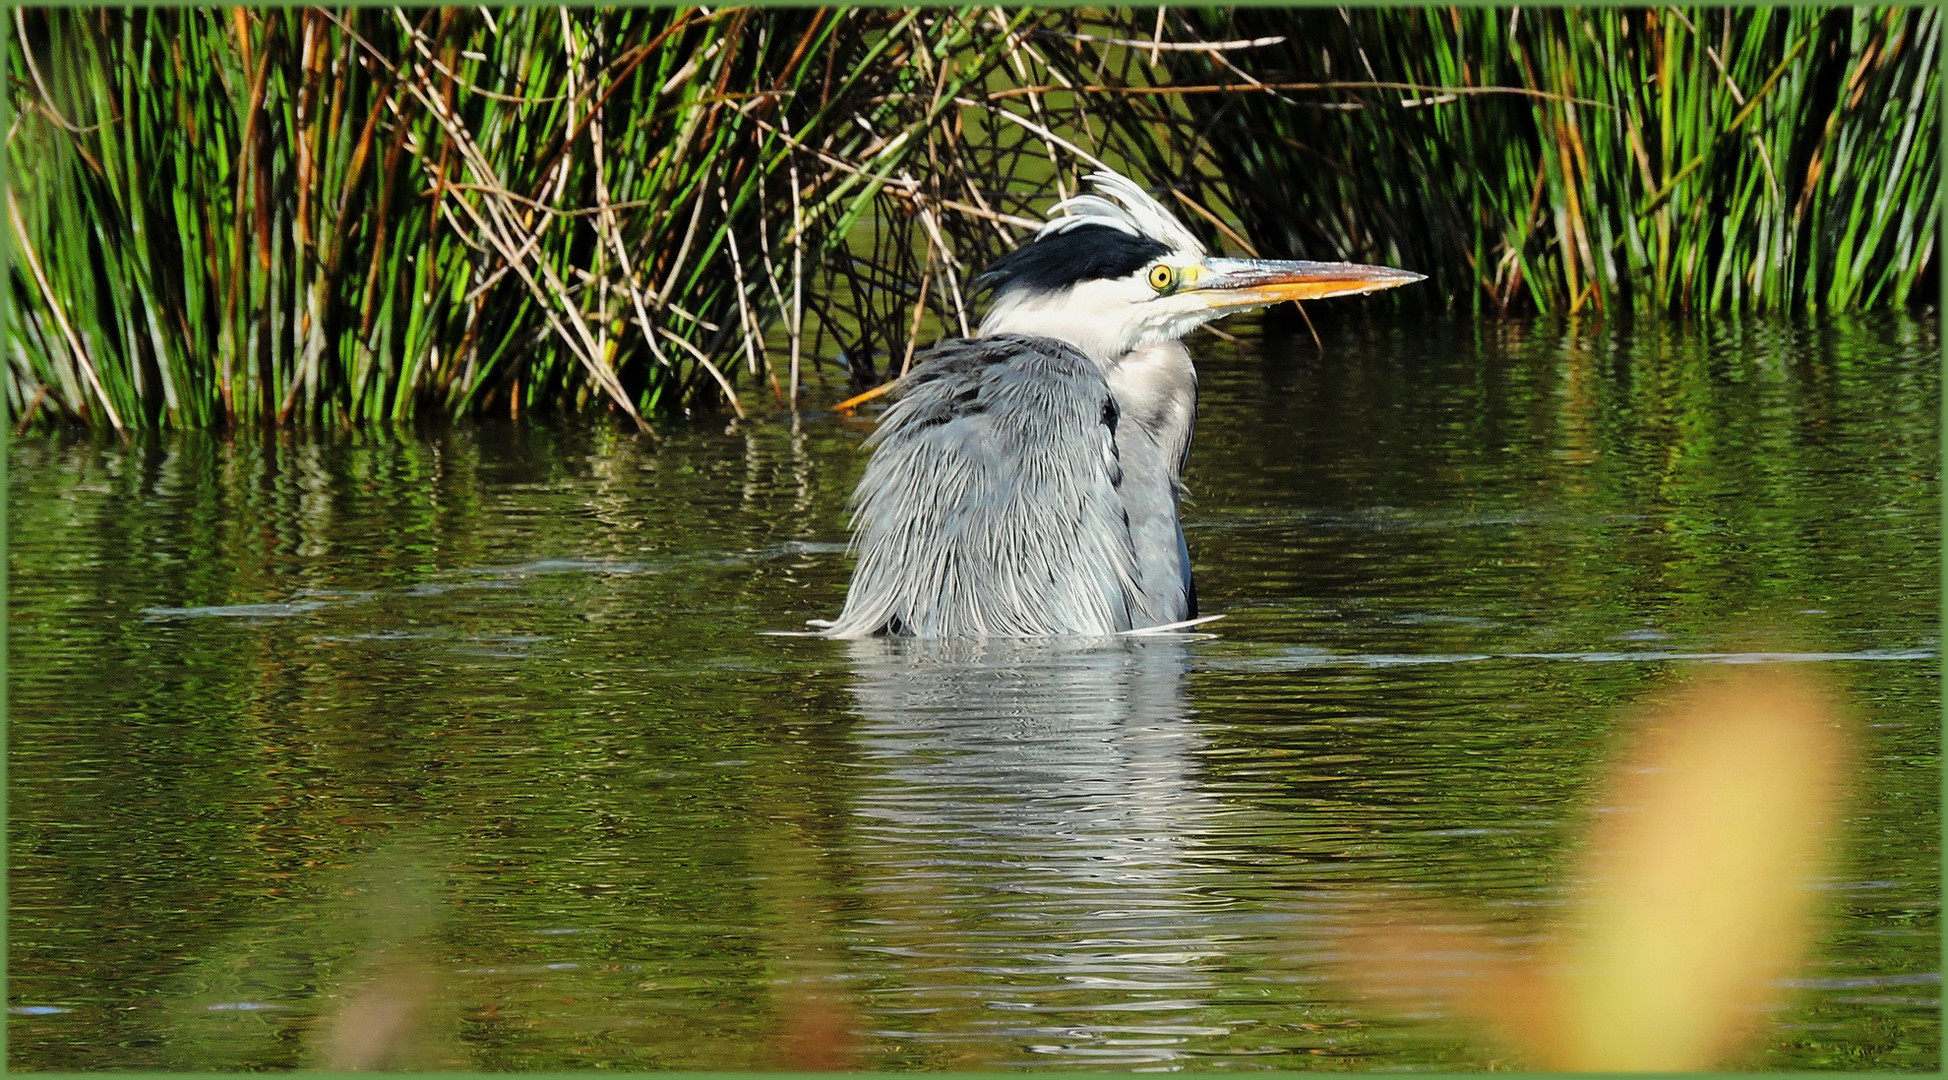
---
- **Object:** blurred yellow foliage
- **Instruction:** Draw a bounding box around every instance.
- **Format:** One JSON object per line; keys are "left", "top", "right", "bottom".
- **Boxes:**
{"left": 1340, "top": 667, "right": 1853, "bottom": 1071}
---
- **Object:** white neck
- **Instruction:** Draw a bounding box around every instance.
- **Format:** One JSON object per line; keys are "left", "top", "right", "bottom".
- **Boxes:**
{"left": 978, "top": 285, "right": 1143, "bottom": 369}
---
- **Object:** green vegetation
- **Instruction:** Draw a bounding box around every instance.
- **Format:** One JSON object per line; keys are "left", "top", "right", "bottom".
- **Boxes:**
{"left": 1155, "top": 7, "right": 1939, "bottom": 316}
{"left": 9, "top": 8, "right": 1937, "bottom": 431}
{"left": 6, "top": 7, "right": 1056, "bottom": 431}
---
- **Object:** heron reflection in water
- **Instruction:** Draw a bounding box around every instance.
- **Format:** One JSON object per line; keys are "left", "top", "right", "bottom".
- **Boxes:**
{"left": 821, "top": 171, "right": 1424, "bottom": 638}
{"left": 837, "top": 633, "right": 1227, "bottom": 1066}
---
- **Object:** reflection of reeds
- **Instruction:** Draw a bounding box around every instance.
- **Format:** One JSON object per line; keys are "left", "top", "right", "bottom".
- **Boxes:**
{"left": 11, "top": 8, "right": 1934, "bottom": 432}
{"left": 1336, "top": 666, "right": 1854, "bottom": 1071}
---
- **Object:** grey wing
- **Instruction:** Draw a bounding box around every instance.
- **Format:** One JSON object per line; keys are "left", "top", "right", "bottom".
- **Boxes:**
{"left": 825, "top": 335, "right": 1139, "bottom": 637}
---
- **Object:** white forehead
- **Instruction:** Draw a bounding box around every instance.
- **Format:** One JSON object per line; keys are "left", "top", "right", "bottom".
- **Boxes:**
{"left": 979, "top": 268, "right": 1223, "bottom": 365}
{"left": 1037, "top": 171, "right": 1208, "bottom": 258}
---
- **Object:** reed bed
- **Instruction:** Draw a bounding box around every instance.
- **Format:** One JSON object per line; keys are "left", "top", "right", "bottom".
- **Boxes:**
{"left": 1117, "top": 7, "right": 1940, "bottom": 316}
{"left": 8, "top": 7, "right": 1937, "bottom": 432}
{"left": 7, "top": 7, "right": 1070, "bottom": 431}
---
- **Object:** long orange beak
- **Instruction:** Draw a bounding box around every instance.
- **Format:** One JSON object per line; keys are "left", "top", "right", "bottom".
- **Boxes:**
{"left": 1190, "top": 257, "right": 1425, "bottom": 309}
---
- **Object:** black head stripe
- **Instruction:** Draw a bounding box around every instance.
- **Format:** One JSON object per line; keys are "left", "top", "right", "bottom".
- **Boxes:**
{"left": 976, "top": 224, "right": 1173, "bottom": 294}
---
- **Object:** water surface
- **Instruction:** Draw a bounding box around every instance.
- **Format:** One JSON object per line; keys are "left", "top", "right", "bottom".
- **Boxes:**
{"left": 10, "top": 312, "right": 1938, "bottom": 1069}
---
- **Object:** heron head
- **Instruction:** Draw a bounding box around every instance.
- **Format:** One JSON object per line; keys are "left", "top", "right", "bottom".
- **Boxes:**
{"left": 976, "top": 171, "right": 1424, "bottom": 364}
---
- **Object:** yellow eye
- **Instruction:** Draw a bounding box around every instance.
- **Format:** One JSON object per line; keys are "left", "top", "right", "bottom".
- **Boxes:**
{"left": 1147, "top": 264, "right": 1177, "bottom": 293}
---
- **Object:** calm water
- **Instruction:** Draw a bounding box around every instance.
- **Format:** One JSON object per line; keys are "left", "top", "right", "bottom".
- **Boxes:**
{"left": 9, "top": 313, "right": 1939, "bottom": 1070}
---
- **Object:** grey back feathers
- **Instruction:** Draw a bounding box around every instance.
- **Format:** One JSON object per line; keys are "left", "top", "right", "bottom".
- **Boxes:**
{"left": 825, "top": 335, "right": 1142, "bottom": 638}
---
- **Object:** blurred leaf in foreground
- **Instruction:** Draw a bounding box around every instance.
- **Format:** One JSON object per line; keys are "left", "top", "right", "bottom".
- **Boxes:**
{"left": 1339, "top": 667, "right": 1854, "bottom": 1071}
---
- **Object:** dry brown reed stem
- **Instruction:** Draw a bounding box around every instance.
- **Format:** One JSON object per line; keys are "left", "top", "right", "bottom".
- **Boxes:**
{"left": 832, "top": 381, "right": 896, "bottom": 414}
{"left": 390, "top": 36, "right": 650, "bottom": 432}
{"left": 1038, "top": 31, "right": 1291, "bottom": 52}
{"left": 985, "top": 81, "right": 1613, "bottom": 108}
{"left": 8, "top": 193, "right": 125, "bottom": 436}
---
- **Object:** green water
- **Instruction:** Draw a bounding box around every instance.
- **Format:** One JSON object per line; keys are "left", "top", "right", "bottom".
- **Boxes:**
{"left": 9, "top": 312, "right": 1938, "bottom": 1070}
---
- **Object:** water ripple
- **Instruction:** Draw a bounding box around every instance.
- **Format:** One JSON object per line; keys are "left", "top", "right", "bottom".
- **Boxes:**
{"left": 1214, "top": 646, "right": 1936, "bottom": 671}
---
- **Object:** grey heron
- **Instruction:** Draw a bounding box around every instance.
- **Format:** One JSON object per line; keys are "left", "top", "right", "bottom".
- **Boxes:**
{"left": 823, "top": 170, "right": 1423, "bottom": 638}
